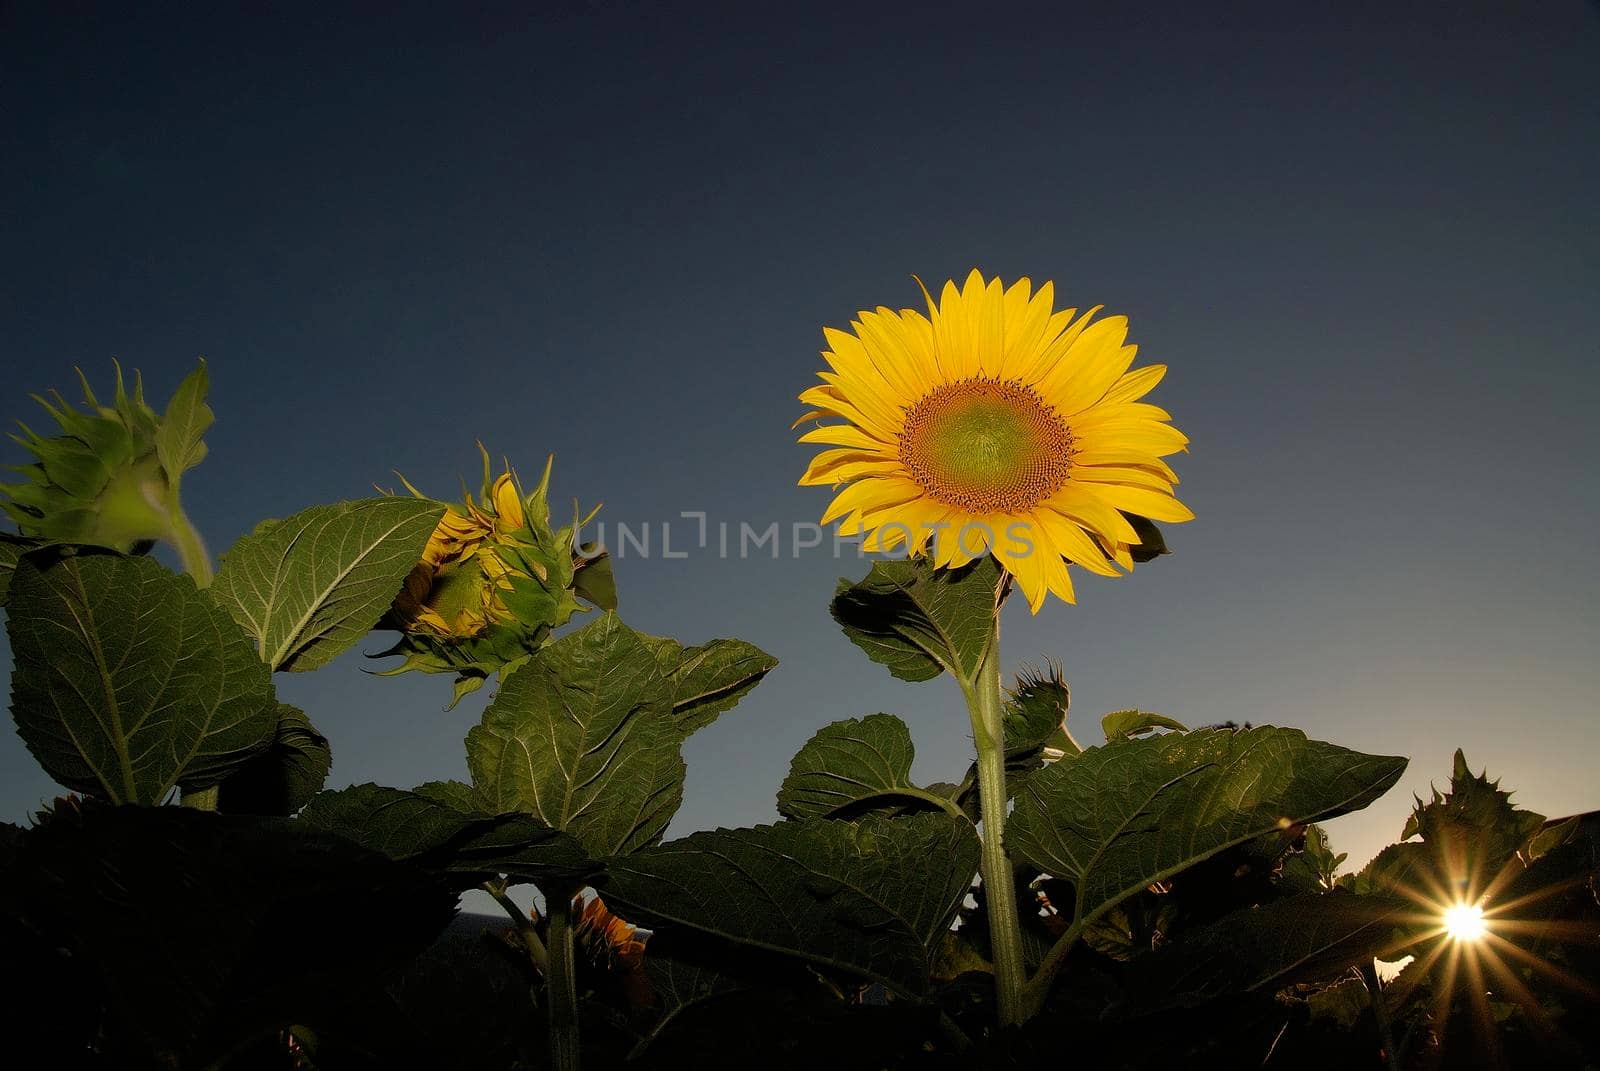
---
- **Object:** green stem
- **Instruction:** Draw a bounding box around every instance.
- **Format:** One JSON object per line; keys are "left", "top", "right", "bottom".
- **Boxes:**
{"left": 167, "top": 495, "right": 213, "bottom": 589}
{"left": 1361, "top": 960, "right": 1403, "bottom": 1071}
{"left": 486, "top": 882, "right": 549, "bottom": 974}
{"left": 963, "top": 610, "right": 1028, "bottom": 1028}
{"left": 182, "top": 784, "right": 219, "bottom": 810}
{"left": 546, "top": 890, "right": 581, "bottom": 1071}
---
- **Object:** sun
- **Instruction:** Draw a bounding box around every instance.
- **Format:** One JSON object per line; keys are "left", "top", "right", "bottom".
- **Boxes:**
{"left": 1443, "top": 902, "right": 1487, "bottom": 942}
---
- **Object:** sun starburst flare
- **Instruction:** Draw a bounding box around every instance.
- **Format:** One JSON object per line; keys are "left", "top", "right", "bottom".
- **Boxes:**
{"left": 797, "top": 270, "right": 1193, "bottom": 610}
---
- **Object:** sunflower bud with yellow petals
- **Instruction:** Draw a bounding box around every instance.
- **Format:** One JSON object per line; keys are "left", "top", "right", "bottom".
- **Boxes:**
{"left": 373, "top": 445, "right": 615, "bottom": 707}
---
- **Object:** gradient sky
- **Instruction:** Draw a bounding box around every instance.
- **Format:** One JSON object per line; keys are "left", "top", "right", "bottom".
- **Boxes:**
{"left": 3, "top": 2, "right": 1597, "bottom": 889}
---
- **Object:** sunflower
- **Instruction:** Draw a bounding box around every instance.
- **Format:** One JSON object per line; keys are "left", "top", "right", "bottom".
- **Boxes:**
{"left": 797, "top": 270, "right": 1192, "bottom": 611}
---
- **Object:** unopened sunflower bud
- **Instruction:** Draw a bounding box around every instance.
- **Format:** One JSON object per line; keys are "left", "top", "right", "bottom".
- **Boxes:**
{"left": 372, "top": 445, "right": 615, "bottom": 708}
{"left": 1, "top": 361, "right": 214, "bottom": 572}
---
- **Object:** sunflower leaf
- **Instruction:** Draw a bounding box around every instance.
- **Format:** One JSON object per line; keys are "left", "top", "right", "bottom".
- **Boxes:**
{"left": 641, "top": 634, "right": 778, "bottom": 736}
{"left": 298, "top": 782, "right": 595, "bottom": 888}
{"left": 603, "top": 812, "right": 979, "bottom": 996}
{"left": 465, "top": 613, "right": 685, "bottom": 857}
{"left": 830, "top": 556, "right": 1000, "bottom": 683}
{"left": 7, "top": 553, "right": 277, "bottom": 803}
{"left": 214, "top": 703, "right": 331, "bottom": 816}
{"left": 1121, "top": 891, "right": 1409, "bottom": 1010}
{"left": 1122, "top": 512, "right": 1169, "bottom": 563}
{"left": 13, "top": 803, "right": 457, "bottom": 1063}
{"left": 1010, "top": 727, "right": 1406, "bottom": 937}
{"left": 778, "top": 714, "right": 948, "bottom": 821}
{"left": 1101, "top": 709, "right": 1187, "bottom": 743}
{"left": 154, "top": 360, "right": 213, "bottom": 483}
{"left": 211, "top": 497, "right": 445, "bottom": 672}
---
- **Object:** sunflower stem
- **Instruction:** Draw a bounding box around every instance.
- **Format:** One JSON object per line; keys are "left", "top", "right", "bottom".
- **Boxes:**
{"left": 484, "top": 880, "right": 549, "bottom": 974}
{"left": 964, "top": 602, "right": 1028, "bottom": 1028}
{"left": 546, "top": 890, "right": 582, "bottom": 1071}
{"left": 167, "top": 493, "right": 214, "bottom": 589}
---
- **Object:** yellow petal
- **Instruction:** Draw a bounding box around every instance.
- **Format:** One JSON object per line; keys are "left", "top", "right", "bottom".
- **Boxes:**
{"left": 820, "top": 477, "right": 924, "bottom": 526}
{"left": 1101, "top": 364, "right": 1167, "bottom": 406}
{"left": 972, "top": 273, "right": 1006, "bottom": 377}
{"left": 816, "top": 370, "right": 900, "bottom": 438}
{"left": 856, "top": 308, "right": 932, "bottom": 400}
{"left": 1030, "top": 509, "right": 1121, "bottom": 577}
{"left": 1014, "top": 305, "right": 1103, "bottom": 383}
{"left": 1077, "top": 483, "right": 1195, "bottom": 523}
{"left": 1074, "top": 421, "right": 1191, "bottom": 457}
{"left": 1036, "top": 544, "right": 1077, "bottom": 608}
{"left": 995, "top": 536, "right": 1048, "bottom": 612}
{"left": 800, "top": 458, "right": 905, "bottom": 487}
{"left": 999, "top": 279, "right": 1059, "bottom": 379}
{"left": 1067, "top": 401, "right": 1174, "bottom": 426}
{"left": 798, "top": 424, "right": 895, "bottom": 452}
{"left": 1068, "top": 448, "right": 1182, "bottom": 475}
{"left": 1037, "top": 320, "right": 1136, "bottom": 415}
{"left": 1044, "top": 484, "right": 1140, "bottom": 545}
{"left": 1067, "top": 464, "right": 1175, "bottom": 492}
{"left": 492, "top": 474, "right": 525, "bottom": 531}
{"left": 791, "top": 409, "right": 830, "bottom": 429}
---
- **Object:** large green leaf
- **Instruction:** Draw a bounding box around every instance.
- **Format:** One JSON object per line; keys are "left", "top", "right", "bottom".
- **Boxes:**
{"left": 297, "top": 782, "right": 594, "bottom": 888}
{"left": 7, "top": 553, "right": 276, "bottom": 803}
{"left": 12, "top": 802, "right": 457, "bottom": 1066}
{"left": 829, "top": 556, "right": 1000, "bottom": 683}
{"left": 642, "top": 634, "right": 778, "bottom": 736}
{"left": 215, "top": 703, "right": 331, "bottom": 816}
{"left": 154, "top": 360, "right": 213, "bottom": 481}
{"left": 603, "top": 812, "right": 980, "bottom": 996}
{"left": 1122, "top": 892, "right": 1409, "bottom": 1010}
{"left": 466, "top": 613, "right": 683, "bottom": 857}
{"left": 1010, "top": 727, "right": 1407, "bottom": 933}
{"left": 777, "top": 713, "right": 951, "bottom": 820}
{"left": 211, "top": 497, "right": 445, "bottom": 671}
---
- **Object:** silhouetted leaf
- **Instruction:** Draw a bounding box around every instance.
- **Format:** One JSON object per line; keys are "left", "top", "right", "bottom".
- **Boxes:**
{"left": 1010, "top": 727, "right": 1406, "bottom": 935}
{"left": 778, "top": 714, "right": 945, "bottom": 820}
{"left": 0, "top": 533, "right": 39, "bottom": 606}
{"left": 7, "top": 553, "right": 276, "bottom": 803}
{"left": 1123, "top": 512, "right": 1168, "bottom": 563}
{"left": 211, "top": 497, "right": 444, "bottom": 671}
{"left": 604, "top": 812, "right": 980, "bottom": 995}
{"left": 12, "top": 803, "right": 456, "bottom": 1066}
{"left": 830, "top": 556, "right": 1000, "bottom": 683}
{"left": 216, "top": 703, "right": 331, "bottom": 815}
{"left": 298, "top": 782, "right": 594, "bottom": 888}
{"left": 1123, "top": 892, "right": 1409, "bottom": 1010}
{"left": 633, "top": 952, "right": 752, "bottom": 1058}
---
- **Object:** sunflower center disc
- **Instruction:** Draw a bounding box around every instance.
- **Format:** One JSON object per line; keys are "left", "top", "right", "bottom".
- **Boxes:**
{"left": 899, "top": 378, "right": 1072, "bottom": 512}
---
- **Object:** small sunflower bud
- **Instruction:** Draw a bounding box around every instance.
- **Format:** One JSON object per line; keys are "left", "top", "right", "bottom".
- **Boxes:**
{"left": 372, "top": 445, "right": 615, "bottom": 708}
{"left": 1, "top": 361, "right": 213, "bottom": 564}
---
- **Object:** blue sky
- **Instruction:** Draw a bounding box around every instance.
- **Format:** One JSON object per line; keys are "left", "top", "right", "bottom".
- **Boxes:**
{"left": 2, "top": 1, "right": 1597, "bottom": 880}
